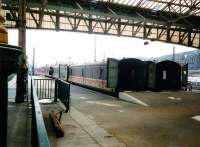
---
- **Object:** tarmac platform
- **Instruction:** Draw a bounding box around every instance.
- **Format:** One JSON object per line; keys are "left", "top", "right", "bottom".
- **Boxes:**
{"left": 7, "top": 75, "right": 31, "bottom": 147}
{"left": 41, "top": 103, "right": 126, "bottom": 147}
{"left": 119, "top": 90, "right": 200, "bottom": 107}
{"left": 7, "top": 76, "right": 200, "bottom": 147}
{"left": 66, "top": 85, "right": 200, "bottom": 147}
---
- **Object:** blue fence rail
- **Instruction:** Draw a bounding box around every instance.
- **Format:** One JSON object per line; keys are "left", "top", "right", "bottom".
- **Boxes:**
{"left": 55, "top": 79, "right": 71, "bottom": 112}
{"left": 34, "top": 78, "right": 55, "bottom": 99}
{"left": 31, "top": 77, "right": 51, "bottom": 147}
{"left": 34, "top": 75, "right": 71, "bottom": 112}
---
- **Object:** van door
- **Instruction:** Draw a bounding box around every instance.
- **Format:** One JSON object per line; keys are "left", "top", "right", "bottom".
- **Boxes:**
{"left": 182, "top": 63, "right": 188, "bottom": 87}
{"left": 107, "top": 58, "right": 119, "bottom": 88}
{"left": 148, "top": 63, "right": 156, "bottom": 89}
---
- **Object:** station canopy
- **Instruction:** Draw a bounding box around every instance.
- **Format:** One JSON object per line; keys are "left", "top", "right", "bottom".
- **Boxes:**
{"left": 1, "top": 0, "right": 200, "bottom": 48}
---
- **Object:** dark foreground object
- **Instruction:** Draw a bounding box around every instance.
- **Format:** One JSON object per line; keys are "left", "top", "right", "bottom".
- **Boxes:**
{"left": 49, "top": 111, "right": 64, "bottom": 138}
{"left": 0, "top": 43, "right": 22, "bottom": 147}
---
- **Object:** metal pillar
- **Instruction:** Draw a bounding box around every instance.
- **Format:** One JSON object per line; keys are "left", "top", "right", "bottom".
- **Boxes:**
{"left": 56, "top": 10, "right": 60, "bottom": 31}
{"left": 0, "top": 2, "right": 8, "bottom": 146}
{"left": 32, "top": 47, "right": 35, "bottom": 75}
{"left": 58, "top": 64, "right": 61, "bottom": 78}
{"left": 94, "top": 36, "right": 97, "bottom": 62}
{"left": 18, "top": 0, "right": 26, "bottom": 50}
{"left": 172, "top": 46, "right": 175, "bottom": 61}
{"left": 16, "top": 0, "right": 27, "bottom": 103}
{"left": 0, "top": 74, "right": 8, "bottom": 147}
{"left": 0, "top": 0, "right": 2, "bottom": 12}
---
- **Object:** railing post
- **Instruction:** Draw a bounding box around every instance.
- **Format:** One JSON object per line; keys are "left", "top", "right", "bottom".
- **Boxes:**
{"left": 66, "top": 84, "right": 70, "bottom": 112}
{"left": 31, "top": 78, "right": 36, "bottom": 146}
{"left": 59, "top": 64, "right": 61, "bottom": 78}
{"left": 16, "top": 64, "right": 28, "bottom": 103}
{"left": 54, "top": 79, "right": 58, "bottom": 102}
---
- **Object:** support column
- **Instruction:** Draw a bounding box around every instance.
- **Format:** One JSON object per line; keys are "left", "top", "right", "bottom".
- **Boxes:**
{"left": 0, "top": 0, "right": 2, "bottom": 12}
{"left": 0, "top": 0, "right": 8, "bottom": 43}
{"left": 0, "top": 2, "right": 8, "bottom": 146}
{"left": 18, "top": 0, "right": 26, "bottom": 50}
{"left": 167, "top": 23, "right": 171, "bottom": 42}
{"left": 143, "top": 22, "right": 147, "bottom": 39}
{"left": 88, "top": 14, "right": 92, "bottom": 33}
{"left": 55, "top": 10, "right": 60, "bottom": 31}
{"left": 0, "top": 74, "right": 8, "bottom": 147}
{"left": 188, "top": 30, "right": 192, "bottom": 47}
{"left": 117, "top": 19, "right": 121, "bottom": 36}
{"left": 16, "top": 0, "right": 27, "bottom": 103}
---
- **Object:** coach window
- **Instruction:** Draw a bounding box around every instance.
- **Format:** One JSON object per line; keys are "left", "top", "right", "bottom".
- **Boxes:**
{"left": 163, "top": 70, "right": 167, "bottom": 80}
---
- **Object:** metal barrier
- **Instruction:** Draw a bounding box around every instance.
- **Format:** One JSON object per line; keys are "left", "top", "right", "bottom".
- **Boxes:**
{"left": 34, "top": 78, "right": 55, "bottom": 99}
{"left": 31, "top": 77, "right": 51, "bottom": 147}
{"left": 34, "top": 75, "right": 71, "bottom": 112}
{"left": 55, "top": 79, "right": 71, "bottom": 112}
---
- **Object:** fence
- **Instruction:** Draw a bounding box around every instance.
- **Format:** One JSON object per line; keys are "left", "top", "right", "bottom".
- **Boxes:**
{"left": 55, "top": 79, "right": 70, "bottom": 112}
{"left": 34, "top": 78, "right": 55, "bottom": 99}
{"left": 31, "top": 77, "right": 51, "bottom": 147}
{"left": 34, "top": 76, "right": 71, "bottom": 112}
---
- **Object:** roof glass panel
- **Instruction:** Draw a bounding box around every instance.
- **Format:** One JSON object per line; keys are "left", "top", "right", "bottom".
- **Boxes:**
{"left": 96, "top": 0, "right": 200, "bottom": 16}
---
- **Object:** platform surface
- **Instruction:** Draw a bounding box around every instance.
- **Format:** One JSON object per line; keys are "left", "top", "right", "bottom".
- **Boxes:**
{"left": 8, "top": 78, "right": 200, "bottom": 147}
{"left": 7, "top": 75, "right": 31, "bottom": 147}
{"left": 119, "top": 90, "right": 200, "bottom": 107}
{"left": 68, "top": 85, "right": 200, "bottom": 147}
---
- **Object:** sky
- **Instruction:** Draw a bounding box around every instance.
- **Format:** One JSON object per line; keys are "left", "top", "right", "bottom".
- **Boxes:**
{"left": 8, "top": 29, "right": 196, "bottom": 67}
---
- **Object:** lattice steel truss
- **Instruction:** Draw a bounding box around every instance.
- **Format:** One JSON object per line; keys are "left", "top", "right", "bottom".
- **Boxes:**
{"left": 1, "top": 0, "right": 200, "bottom": 49}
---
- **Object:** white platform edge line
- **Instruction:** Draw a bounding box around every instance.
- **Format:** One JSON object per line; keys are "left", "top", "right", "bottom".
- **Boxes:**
{"left": 119, "top": 92, "right": 149, "bottom": 107}
{"left": 192, "top": 115, "right": 200, "bottom": 122}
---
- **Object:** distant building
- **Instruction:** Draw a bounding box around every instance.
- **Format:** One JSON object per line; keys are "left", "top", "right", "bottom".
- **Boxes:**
{"left": 157, "top": 50, "right": 200, "bottom": 70}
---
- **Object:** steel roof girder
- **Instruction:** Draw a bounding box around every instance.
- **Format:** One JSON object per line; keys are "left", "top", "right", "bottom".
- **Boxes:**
{"left": 30, "top": 3, "right": 199, "bottom": 29}
{"left": 3, "top": 0, "right": 200, "bottom": 28}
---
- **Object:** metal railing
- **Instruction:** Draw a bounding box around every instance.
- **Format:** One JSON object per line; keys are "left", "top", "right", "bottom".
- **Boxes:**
{"left": 55, "top": 79, "right": 70, "bottom": 112}
{"left": 34, "top": 78, "right": 55, "bottom": 99}
{"left": 31, "top": 77, "right": 51, "bottom": 147}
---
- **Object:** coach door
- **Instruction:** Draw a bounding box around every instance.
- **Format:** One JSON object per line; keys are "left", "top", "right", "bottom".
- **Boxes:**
{"left": 148, "top": 62, "right": 156, "bottom": 89}
{"left": 182, "top": 63, "right": 188, "bottom": 87}
{"left": 107, "top": 58, "right": 119, "bottom": 88}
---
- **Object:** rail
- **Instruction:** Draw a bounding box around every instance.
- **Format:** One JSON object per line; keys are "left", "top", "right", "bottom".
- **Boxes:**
{"left": 34, "top": 78, "right": 55, "bottom": 99}
{"left": 55, "top": 79, "right": 71, "bottom": 112}
{"left": 35, "top": 75, "right": 71, "bottom": 112}
{"left": 31, "top": 77, "right": 51, "bottom": 147}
